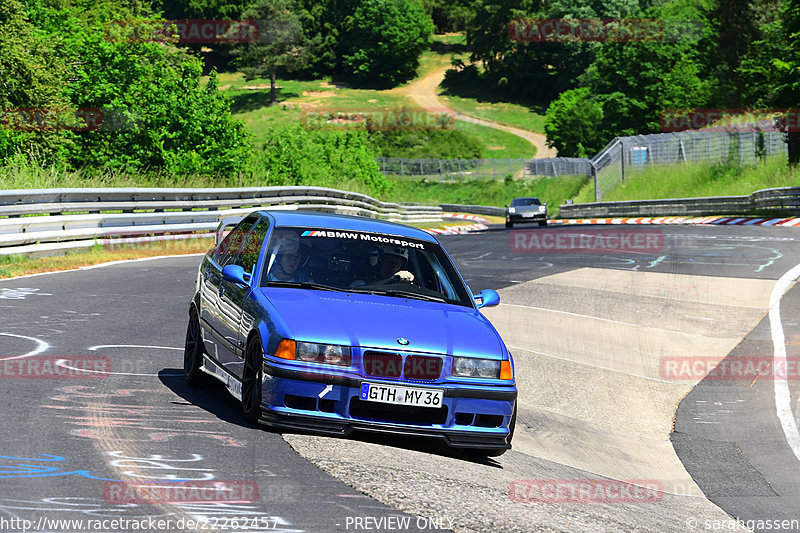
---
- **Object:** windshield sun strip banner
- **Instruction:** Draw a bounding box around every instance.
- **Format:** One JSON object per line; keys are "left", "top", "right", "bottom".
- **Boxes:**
{"left": 299, "top": 230, "right": 426, "bottom": 250}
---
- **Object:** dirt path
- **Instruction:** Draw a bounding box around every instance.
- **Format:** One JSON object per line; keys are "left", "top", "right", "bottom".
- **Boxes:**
{"left": 392, "top": 67, "right": 557, "bottom": 159}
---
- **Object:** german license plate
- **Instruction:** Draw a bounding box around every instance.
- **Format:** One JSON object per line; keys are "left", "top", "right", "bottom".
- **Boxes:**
{"left": 360, "top": 383, "right": 443, "bottom": 407}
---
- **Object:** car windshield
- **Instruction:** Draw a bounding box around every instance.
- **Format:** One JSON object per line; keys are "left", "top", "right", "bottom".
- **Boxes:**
{"left": 261, "top": 226, "right": 474, "bottom": 307}
{"left": 511, "top": 198, "right": 541, "bottom": 206}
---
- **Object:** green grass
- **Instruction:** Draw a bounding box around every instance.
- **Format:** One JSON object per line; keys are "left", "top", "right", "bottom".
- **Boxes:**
{"left": 440, "top": 93, "right": 546, "bottom": 133}
{"left": 572, "top": 157, "right": 800, "bottom": 204}
{"left": 455, "top": 121, "right": 537, "bottom": 159}
{"left": 0, "top": 238, "right": 215, "bottom": 279}
{"left": 386, "top": 175, "right": 588, "bottom": 218}
{"left": 0, "top": 157, "right": 381, "bottom": 198}
{"left": 414, "top": 35, "right": 468, "bottom": 79}
{"left": 218, "top": 72, "right": 418, "bottom": 142}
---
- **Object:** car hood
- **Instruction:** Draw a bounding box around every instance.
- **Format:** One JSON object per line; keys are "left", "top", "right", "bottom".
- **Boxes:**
{"left": 260, "top": 288, "right": 505, "bottom": 358}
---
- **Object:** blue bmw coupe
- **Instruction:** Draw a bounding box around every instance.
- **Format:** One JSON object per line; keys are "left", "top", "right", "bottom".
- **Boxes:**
{"left": 184, "top": 211, "right": 517, "bottom": 456}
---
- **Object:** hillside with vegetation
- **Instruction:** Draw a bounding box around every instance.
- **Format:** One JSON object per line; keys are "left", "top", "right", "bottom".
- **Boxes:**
{"left": 1, "top": 0, "right": 799, "bottom": 209}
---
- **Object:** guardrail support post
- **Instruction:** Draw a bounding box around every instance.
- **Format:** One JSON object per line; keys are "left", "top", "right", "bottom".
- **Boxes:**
{"left": 620, "top": 140, "right": 625, "bottom": 182}
{"left": 592, "top": 163, "right": 600, "bottom": 202}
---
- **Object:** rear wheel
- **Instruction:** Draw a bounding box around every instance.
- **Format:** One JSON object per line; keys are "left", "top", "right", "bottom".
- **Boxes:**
{"left": 241, "top": 336, "right": 264, "bottom": 424}
{"left": 183, "top": 309, "right": 206, "bottom": 387}
{"left": 505, "top": 219, "right": 513, "bottom": 228}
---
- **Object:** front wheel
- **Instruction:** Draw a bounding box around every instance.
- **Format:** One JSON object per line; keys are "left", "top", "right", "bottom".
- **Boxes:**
{"left": 241, "top": 336, "right": 264, "bottom": 424}
{"left": 183, "top": 310, "right": 206, "bottom": 387}
{"left": 505, "top": 219, "right": 513, "bottom": 228}
{"left": 539, "top": 220, "right": 547, "bottom": 227}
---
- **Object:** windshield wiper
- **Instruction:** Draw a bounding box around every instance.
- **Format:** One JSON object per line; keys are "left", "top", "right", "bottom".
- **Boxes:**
{"left": 267, "top": 281, "right": 341, "bottom": 292}
{"left": 369, "top": 289, "right": 447, "bottom": 303}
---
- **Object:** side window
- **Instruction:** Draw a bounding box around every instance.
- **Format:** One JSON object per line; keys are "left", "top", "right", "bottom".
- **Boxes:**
{"left": 235, "top": 220, "right": 270, "bottom": 275}
{"left": 214, "top": 217, "right": 258, "bottom": 267}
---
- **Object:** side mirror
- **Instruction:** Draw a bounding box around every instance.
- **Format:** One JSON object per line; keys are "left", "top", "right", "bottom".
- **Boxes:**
{"left": 475, "top": 289, "right": 500, "bottom": 309}
{"left": 544, "top": 202, "right": 548, "bottom": 206}
{"left": 222, "top": 264, "right": 250, "bottom": 286}
{"left": 504, "top": 204, "right": 508, "bottom": 208}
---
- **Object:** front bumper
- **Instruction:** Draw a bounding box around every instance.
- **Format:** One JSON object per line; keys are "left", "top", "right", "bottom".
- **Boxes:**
{"left": 260, "top": 361, "right": 517, "bottom": 450}
{"left": 507, "top": 211, "right": 547, "bottom": 223}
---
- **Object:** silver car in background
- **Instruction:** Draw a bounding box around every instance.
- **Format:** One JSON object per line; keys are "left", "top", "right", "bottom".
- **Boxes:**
{"left": 505, "top": 197, "right": 547, "bottom": 228}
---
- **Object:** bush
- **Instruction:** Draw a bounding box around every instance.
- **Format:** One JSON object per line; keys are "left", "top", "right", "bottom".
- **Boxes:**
{"left": 544, "top": 88, "right": 604, "bottom": 157}
{"left": 250, "top": 125, "right": 392, "bottom": 194}
{"left": 341, "top": 0, "right": 434, "bottom": 86}
{"left": 367, "top": 129, "right": 483, "bottom": 159}
{"left": 2, "top": 1, "right": 252, "bottom": 176}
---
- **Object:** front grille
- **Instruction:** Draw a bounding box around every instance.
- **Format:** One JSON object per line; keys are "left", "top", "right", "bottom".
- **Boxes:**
{"left": 349, "top": 398, "right": 448, "bottom": 425}
{"left": 403, "top": 355, "right": 443, "bottom": 380}
{"left": 363, "top": 352, "right": 402, "bottom": 378}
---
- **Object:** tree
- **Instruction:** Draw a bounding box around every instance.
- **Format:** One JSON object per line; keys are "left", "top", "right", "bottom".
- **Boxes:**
{"left": 580, "top": 3, "right": 713, "bottom": 136}
{"left": 152, "top": 0, "right": 255, "bottom": 19}
{"left": 774, "top": 0, "right": 800, "bottom": 164}
{"left": 543, "top": 87, "right": 604, "bottom": 156}
{"left": 740, "top": 0, "right": 800, "bottom": 164}
{"left": 295, "top": 0, "right": 358, "bottom": 77}
{"left": 3, "top": 0, "right": 252, "bottom": 174}
{"left": 0, "top": 0, "right": 70, "bottom": 162}
{"left": 232, "top": 0, "right": 309, "bottom": 104}
{"left": 341, "top": 0, "right": 434, "bottom": 87}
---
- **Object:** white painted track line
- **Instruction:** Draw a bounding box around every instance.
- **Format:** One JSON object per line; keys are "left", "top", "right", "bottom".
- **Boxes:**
{"left": 770, "top": 263, "right": 800, "bottom": 463}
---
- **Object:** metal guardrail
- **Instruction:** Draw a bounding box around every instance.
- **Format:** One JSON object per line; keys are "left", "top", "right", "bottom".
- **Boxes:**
{"left": 439, "top": 204, "right": 505, "bottom": 217}
{"left": 0, "top": 186, "right": 443, "bottom": 256}
{"left": 559, "top": 186, "right": 800, "bottom": 218}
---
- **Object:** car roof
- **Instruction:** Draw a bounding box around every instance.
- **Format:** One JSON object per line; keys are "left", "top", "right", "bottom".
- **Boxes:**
{"left": 513, "top": 197, "right": 540, "bottom": 201}
{"left": 258, "top": 210, "right": 439, "bottom": 243}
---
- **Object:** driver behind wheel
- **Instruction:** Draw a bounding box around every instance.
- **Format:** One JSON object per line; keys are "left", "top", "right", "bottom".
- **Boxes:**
{"left": 378, "top": 246, "right": 414, "bottom": 283}
{"left": 351, "top": 246, "right": 414, "bottom": 287}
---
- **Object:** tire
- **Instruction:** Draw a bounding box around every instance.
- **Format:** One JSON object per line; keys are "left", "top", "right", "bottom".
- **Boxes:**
{"left": 463, "top": 403, "right": 516, "bottom": 458}
{"left": 183, "top": 309, "right": 206, "bottom": 387}
{"left": 505, "top": 219, "right": 513, "bottom": 228}
{"left": 539, "top": 220, "right": 547, "bottom": 227}
{"left": 241, "top": 336, "right": 264, "bottom": 424}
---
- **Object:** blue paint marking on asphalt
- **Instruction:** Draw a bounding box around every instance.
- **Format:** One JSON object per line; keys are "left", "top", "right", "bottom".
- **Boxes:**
{"left": 0, "top": 454, "right": 191, "bottom": 482}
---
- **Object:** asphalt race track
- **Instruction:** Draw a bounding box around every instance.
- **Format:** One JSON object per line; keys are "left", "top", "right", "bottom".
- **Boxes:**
{"left": 2, "top": 223, "right": 800, "bottom": 532}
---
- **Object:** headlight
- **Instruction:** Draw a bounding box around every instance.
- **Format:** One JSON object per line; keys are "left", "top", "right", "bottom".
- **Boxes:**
{"left": 453, "top": 357, "right": 501, "bottom": 378}
{"left": 508, "top": 207, "right": 516, "bottom": 214}
{"left": 283, "top": 341, "right": 351, "bottom": 366}
{"left": 539, "top": 206, "right": 546, "bottom": 212}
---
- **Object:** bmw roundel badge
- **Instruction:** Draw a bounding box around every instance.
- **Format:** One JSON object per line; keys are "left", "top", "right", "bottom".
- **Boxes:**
{"left": 397, "top": 337, "right": 410, "bottom": 346}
